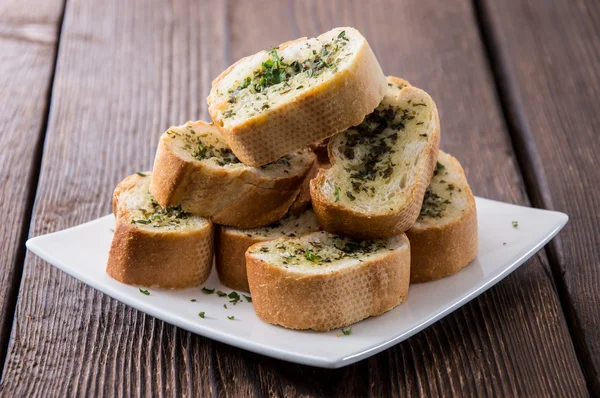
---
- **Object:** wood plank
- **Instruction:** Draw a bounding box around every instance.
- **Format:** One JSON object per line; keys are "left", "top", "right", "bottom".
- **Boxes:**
{"left": 0, "top": 0, "right": 64, "bottom": 372}
{"left": 223, "top": 1, "right": 588, "bottom": 396}
{"left": 0, "top": 0, "right": 225, "bottom": 394}
{"left": 0, "top": 0, "right": 587, "bottom": 396}
{"left": 480, "top": 0, "right": 600, "bottom": 393}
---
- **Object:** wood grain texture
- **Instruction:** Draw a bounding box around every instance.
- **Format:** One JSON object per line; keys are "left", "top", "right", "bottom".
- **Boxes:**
{"left": 0, "top": 0, "right": 225, "bottom": 395}
{"left": 481, "top": 0, "right": 600, "bottom": 393}
{"left": 222, "top": 1, "right": 588, "bottom": 396}
{"left": 0, "top": 0, "right": 588, "bottom": 396}
{"left": 0, "top": 0, "right": 64, "bottom": 373}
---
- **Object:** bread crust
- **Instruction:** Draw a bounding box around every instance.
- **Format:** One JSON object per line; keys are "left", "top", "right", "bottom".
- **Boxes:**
{"left": 215, "top": 226, "right": 265, "bottom": 291}
{"left": 406, "top": 153, "right": 478, "bottom": 283}
{"left": 107, "top": 174, "right": 214, "bottom": 289}
{"left": 149, "top": 121, "right": 315, "bottom": 229}
{"left": 246, "top": 234, "right": 411, "bottom": 331}
{"left": 310, "top": 80, "right": 440, "bottom": 239}
{"left": 208, "top": 28, "right": 387, "bottom": 166}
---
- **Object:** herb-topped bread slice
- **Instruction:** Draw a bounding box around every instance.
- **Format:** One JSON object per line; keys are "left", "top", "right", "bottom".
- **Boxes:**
{"left": 406, "top": 151, "right": 477, "bottom": 283}
{"left": 207, "top": 27, "right": 387, "bottom": 167}
{"left": 246, "top": 231, "right": 410, "bottom": 331}
{"left": 107, "top": 173, "right": 214, "bottom": 289}
{"left": 216, "top": 209, "right": 320, "bottom": 291}
{"left": 150, "top": 121, "right": 315, "bottom": 229}
{"left": 310, "top": 76, "right": 440, "bottom": 239}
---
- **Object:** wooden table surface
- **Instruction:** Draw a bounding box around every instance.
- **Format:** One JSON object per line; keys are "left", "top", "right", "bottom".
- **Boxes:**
{"left": 0, "top": 0, "right": 598, "bottom": 396}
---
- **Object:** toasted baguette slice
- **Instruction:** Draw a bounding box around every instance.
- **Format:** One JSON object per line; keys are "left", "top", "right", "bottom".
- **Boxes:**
{"left": 149, "top": 121, "right": 315, "bottom": 228}
{"left": 310, "top": 76, "right": 440, "bottom": 239}
{"left": 208, "top": 27, "right": 387, "bottom": 166}
{"left": 246, "top": 231, "right": 410, "bottom": 331}
{"left": 107, "top": 173, "right": 214, "bottom": 289}
{"left": 406, "top": 151, "right": 478, "bottom": 283}
{"left": 216, "top": 209, "right": 320, "bottom": 291}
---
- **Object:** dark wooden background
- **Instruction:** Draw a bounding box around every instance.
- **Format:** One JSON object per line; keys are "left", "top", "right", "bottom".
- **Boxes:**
{"left": 0, "top": 0, "right": 598, "bottom": 396}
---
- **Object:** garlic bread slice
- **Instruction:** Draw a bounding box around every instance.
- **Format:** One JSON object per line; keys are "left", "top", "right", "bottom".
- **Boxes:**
{"left": 311, "top": 76, "right": 440, "bottom": 239}
{"left": 208, "top": 27, "right": 387, "bottom": 166}
{"left": 107, "top": 173, "right": 214, "bottom": 289}
{"left": 150, "top": 121, "right": 315, "bottom": 229}
{"left": 406, "top": 151, "right": 478, "bottom": 283}
{"left": 246, "top": 231, "right": 410, "bottom": 331}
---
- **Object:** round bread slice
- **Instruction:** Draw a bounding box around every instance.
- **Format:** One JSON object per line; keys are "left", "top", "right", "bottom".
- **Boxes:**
{"left": 406, "top": 151, "right": 478, "bottom": 283}
{"left": 215, "top": 209, "right": 320, "bottom": 291}
{"left": 207, "top": 27, "right": 387, "bottom": 167}
{"left": 149, "top": 121, "right": 315, "bottom": 229}
{"left": 310, "top": 76, "right": 440, "bottom": 239}
{"left": 246, "top": 231, "right": 411, "bottom": 331}
{"left": 107, "top": 173, "right": 214, "bottom": 289}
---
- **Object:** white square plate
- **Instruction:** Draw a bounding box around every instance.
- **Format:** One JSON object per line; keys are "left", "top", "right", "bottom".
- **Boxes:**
{"left": 26, "top": 197, "right": 567, "bottom": 368}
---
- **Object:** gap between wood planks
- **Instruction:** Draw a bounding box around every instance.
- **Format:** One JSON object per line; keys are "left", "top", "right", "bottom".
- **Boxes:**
{"left": 472, "top": 0, "right": 593, "bottom": 394}
{"left": 0, "top": 0, "right": 68, "bottom": 377}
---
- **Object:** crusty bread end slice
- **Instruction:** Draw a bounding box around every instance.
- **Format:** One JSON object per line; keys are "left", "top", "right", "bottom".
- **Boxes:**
{"left": 107, "top": 173, "right": 214, "bottom": 289}
{"left": 310, "top": 76, "right": 440, "bottom": 239}
{"left": 215, "top": 209, "right": 320, "bottom": 291}
{"left": 208, "top": 27, "right": 387, "bottom": 166}
{"left": 149, "top": 121, "right": 315, "bottom": 228}
{"left": 246, "top": 231, "right": 410, "bottom": 331}
{"left": 406, "top": 151, "right": 478, "bottom": 283}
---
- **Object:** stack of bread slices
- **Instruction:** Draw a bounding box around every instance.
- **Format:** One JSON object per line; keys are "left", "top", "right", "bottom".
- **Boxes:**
{"left": 107, "top": 27, "right": 478, "bottom": 332}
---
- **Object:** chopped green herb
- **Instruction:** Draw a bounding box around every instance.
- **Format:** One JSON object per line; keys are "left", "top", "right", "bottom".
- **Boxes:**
{"left": 296, "top": 85, "right": 304, "bottom": 90}
{"left": 131, "top": 219, "right": 151, "bottom": 225}
{"left": 139, "top": 289, "right": 150, "bottom": 296}
{"left": 198, "top": 312, "right": 205, "bottom": 318}
{"left": 260, "top": 247, "right": 269, "bottom": 253}
{"left": 341, "top": 327, "right": 352, "bottom": 336}
{"left": 227, "top": 316, "right": 235, "bottom": 320}
{"left": 190, "top": 299, "right": 197, "bottom": 302}
{"left": 136, "top": 172, "right": 148, "bottom": 177}
{"left": 243, "top": 295, "right": 252, "bottom": 303}
{"left": 337, "top": 30, "right": 348, "bottom": 40}
{"left": 202, "top": 287, "right": 215, "bottom": 294}
{"left": 334, "top": 186, "right": 340, "bottom": 202}
{"left": 305, "top": 249, "right": 322, "bottom": 262}
{"left": 217, "top": 290, "right": 227, "bottom": 297}
{"left": 239, "top": 76, "right": 251, "bottom": 90}
{"left": 228, "top": 291, "right": 241, "bottom": 304}
{"left": 223, "top": 304, "right": 228, "bottom": 309}
{"left": 512, "top": 221, "right": 519, "bottom": 228}
{"left": 434, "top": 162, "right": 445, "bottom": 176}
